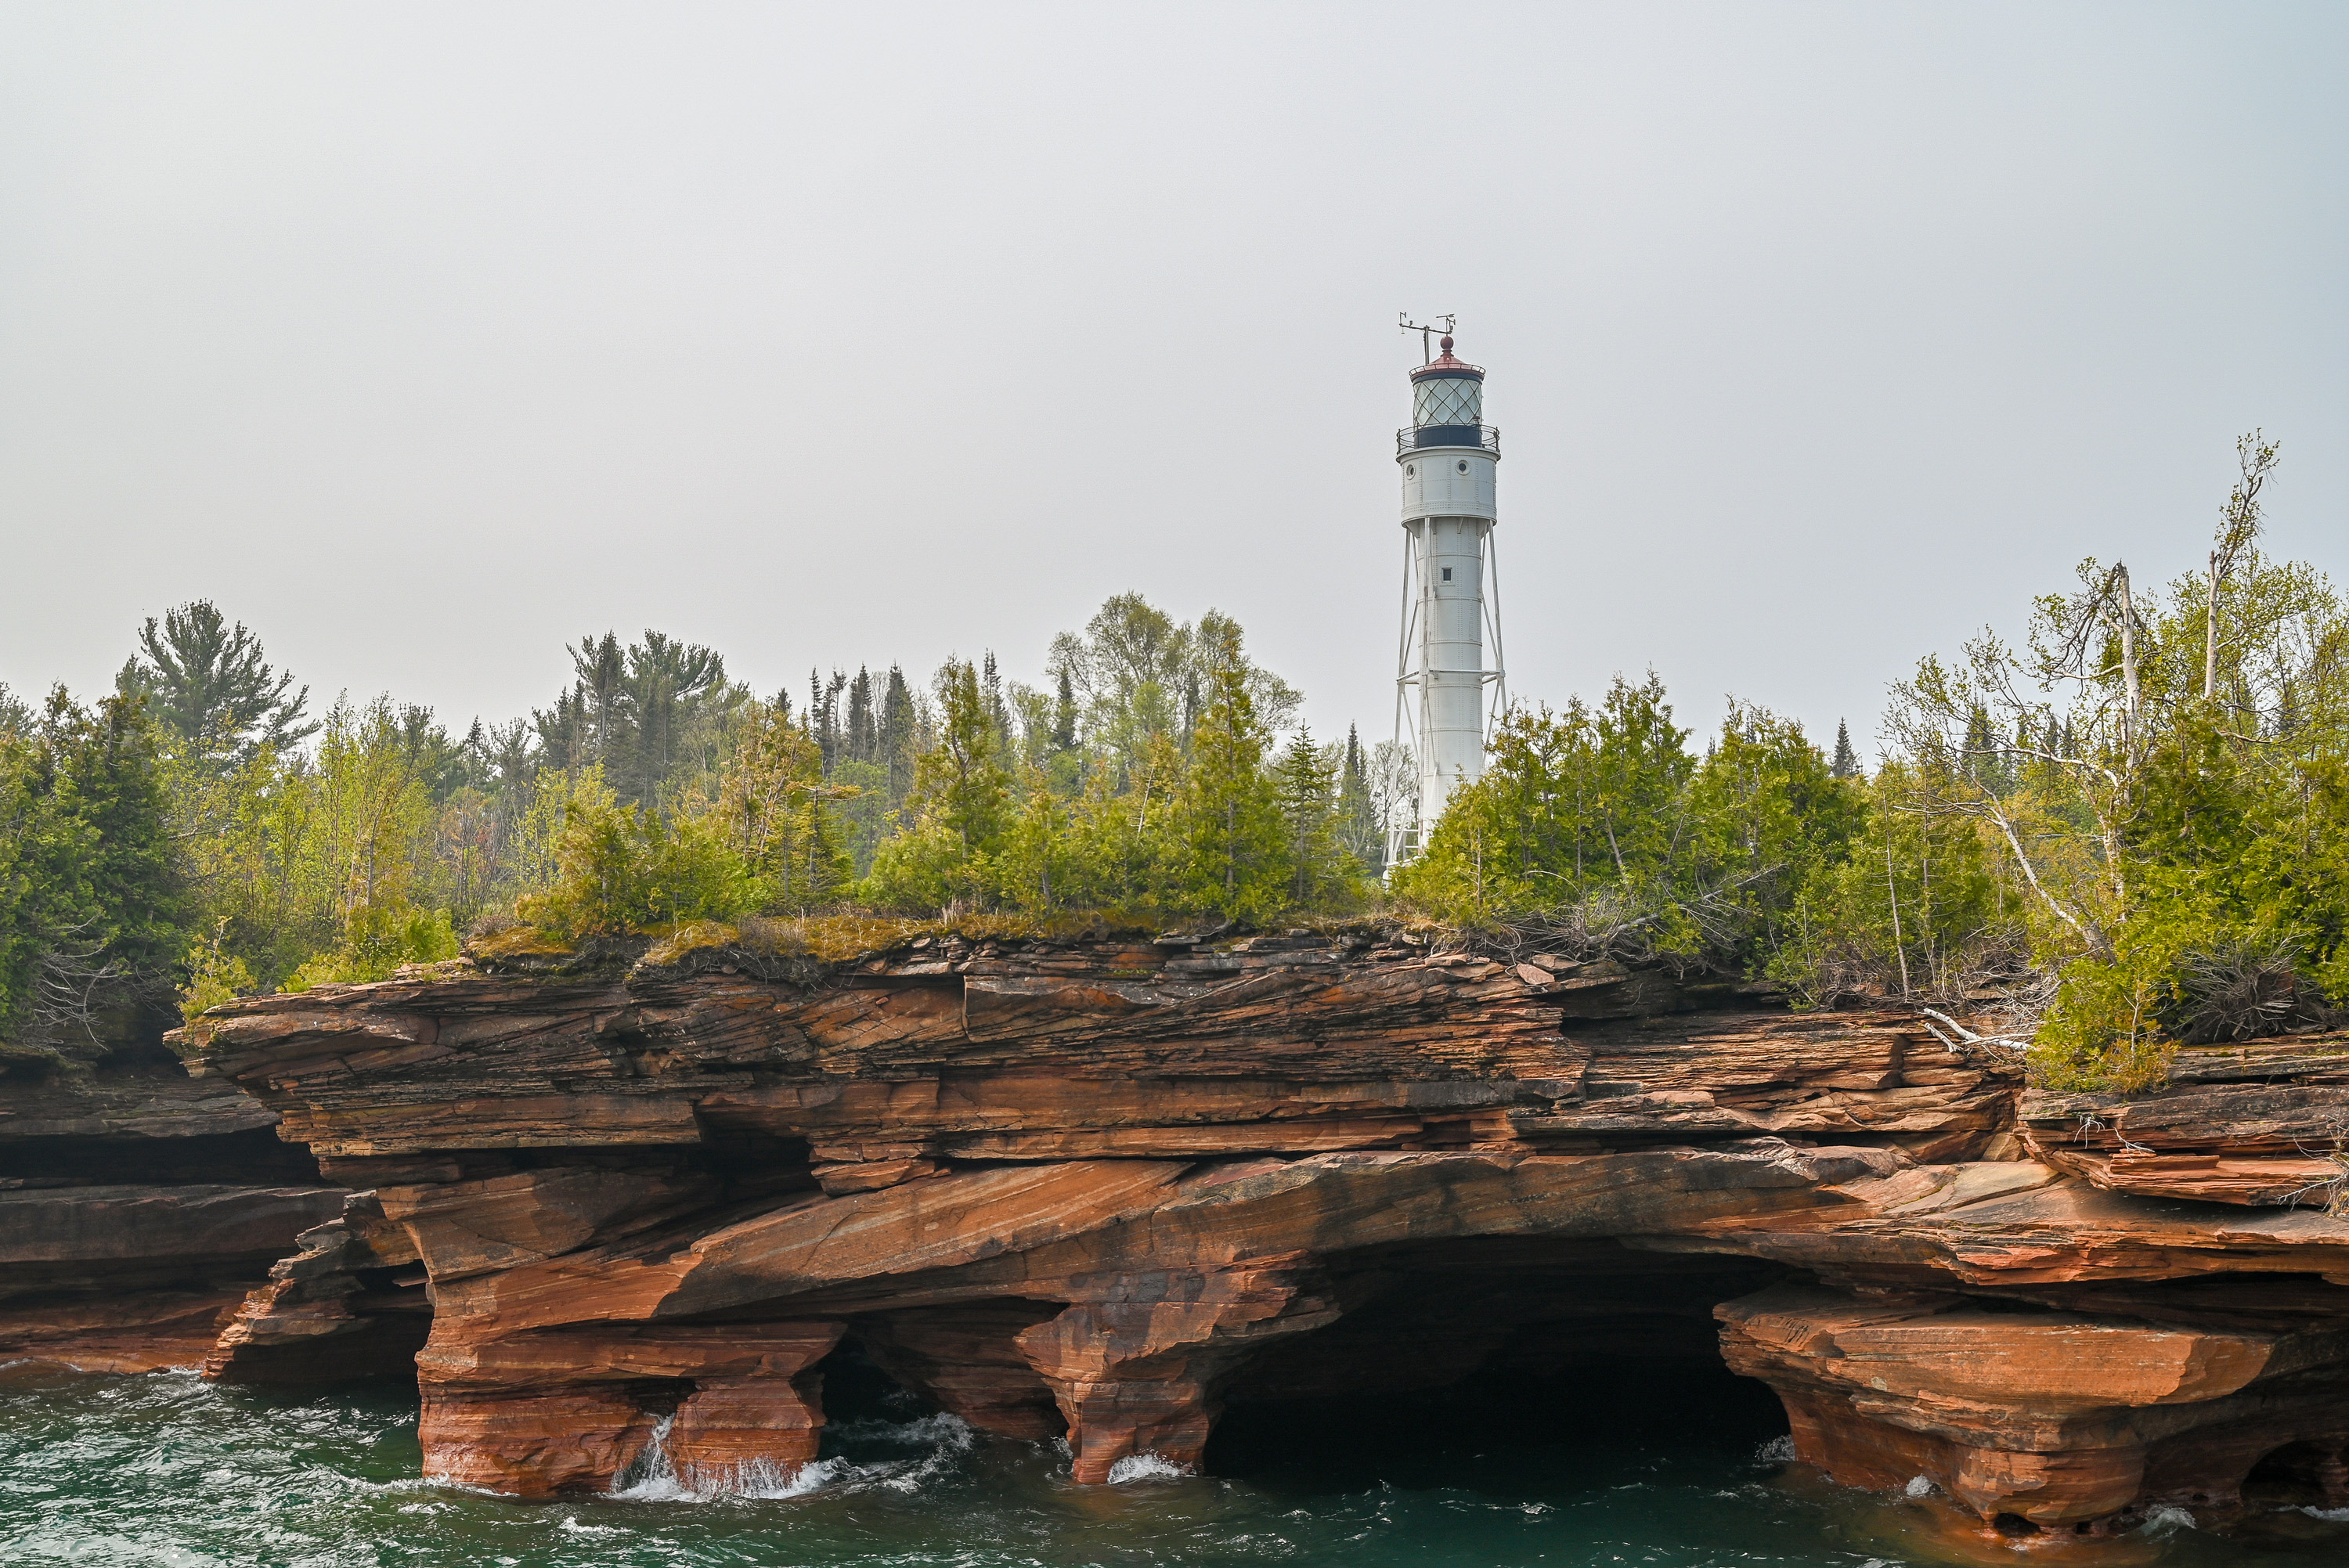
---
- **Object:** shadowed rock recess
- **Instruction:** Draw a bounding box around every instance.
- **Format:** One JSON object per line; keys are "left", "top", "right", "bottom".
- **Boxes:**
{"left": 142, "top": 928, "right": 2349, "bottom": 1537}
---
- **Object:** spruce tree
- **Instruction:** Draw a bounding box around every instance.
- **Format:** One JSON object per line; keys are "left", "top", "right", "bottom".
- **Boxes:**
{"left": 1052, "top": 669, "right": 1078, "bottom": 754}
{"left": 1273, "top": 729, "right": 1351, "bottom": 907}
{"left": 1172, "top": 665, "right": 1286, "bottom": 920}
{"left": 1831, "top": 719, "right": 1859, "bottom": 780}
{"left": 1337, "top": 724, "right": 1380, "bottom": 875}
{"left": 847, "top": 668, "right": 876, "bottom": 764}
{"left": 880, "top": 665, "right": 915, "bottom": 808}
{"left": 0, "top": 691, "right": 186, "bottom": 1052}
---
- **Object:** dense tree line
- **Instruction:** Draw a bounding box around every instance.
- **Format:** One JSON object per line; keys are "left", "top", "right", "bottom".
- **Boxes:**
{"left": 0, "top": 592, "right": 1401, "bottom": 1061}
{"left": 1393, "top": 433, "right": 2347, "bottom": 1088}
{"left": 2, "top": 432, "right": 2340, "bottom": 1094}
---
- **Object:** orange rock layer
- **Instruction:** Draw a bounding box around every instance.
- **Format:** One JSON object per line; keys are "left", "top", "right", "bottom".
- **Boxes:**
{"left": 166, "top": 929, "right": 2349, "bottom": 1531}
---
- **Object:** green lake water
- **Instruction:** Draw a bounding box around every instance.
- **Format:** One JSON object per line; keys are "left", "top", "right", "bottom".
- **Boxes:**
{"left": 3, "top": 1357, "right": 2345, "bottom": 1568}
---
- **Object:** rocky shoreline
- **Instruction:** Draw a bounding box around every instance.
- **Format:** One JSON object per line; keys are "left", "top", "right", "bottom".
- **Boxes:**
{"left": 7, "top": 925, "right": 2347, "bottom": 1545}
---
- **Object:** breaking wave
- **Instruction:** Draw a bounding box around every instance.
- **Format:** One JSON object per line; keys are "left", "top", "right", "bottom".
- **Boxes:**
{"left": 608, "top": 1410, "right": 974, "bottom": 1503}
{"left": 1105, "top": 1451, "right": 1193, "bottom": 1484}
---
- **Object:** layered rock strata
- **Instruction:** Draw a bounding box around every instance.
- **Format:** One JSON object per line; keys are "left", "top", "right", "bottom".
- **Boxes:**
{"left": 0, "top": 1044, "right": 345, "bottom": 1372}
{"left": 2022, "top": 1034, "right": 2349, "bottom": 1207}
{"left": 172, "top": 930, "right": 2349, "bottom": 1540}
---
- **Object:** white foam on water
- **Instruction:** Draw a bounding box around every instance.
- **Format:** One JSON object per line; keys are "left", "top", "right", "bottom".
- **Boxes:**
{"left": 604, "top": 1410, "right": 974, "bottom": 1502}
{"left": 1754, "top": 1435, "right": 1796, "bottom": 1463}
{"left": 2302, "top": 1505, "right": 2349, "bottom": 1522}
{"left": 556, "top": 1514, "right": 630, "bottom": 1537}
{"left": 691, "top": 1455, "right": 849, "bottom": 1499}
{"left": 2141, "top": 1505, "right": 2197, "bottom": 1534}
{"left": 1106, "top": 1451, "right": 1193, "bottom": 1484}
{"left": 1903, "top": 1475, "right": 1936, "bottom": 1499}
{"left": 608, "top": 1414, "right": 692, "bottom": 1501}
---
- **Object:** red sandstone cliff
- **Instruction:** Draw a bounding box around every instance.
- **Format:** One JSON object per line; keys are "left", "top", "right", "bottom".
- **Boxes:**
{"left": 149, "top": 924, "right": 2349, "bottom": 1539}
{"left": 0, "top": 1038, "right": 347, "bottom": 1372}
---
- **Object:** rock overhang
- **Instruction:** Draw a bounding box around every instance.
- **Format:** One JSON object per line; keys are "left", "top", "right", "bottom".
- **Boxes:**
{"left": 148, "top": 929, "right": 2349, "bottom": 1533}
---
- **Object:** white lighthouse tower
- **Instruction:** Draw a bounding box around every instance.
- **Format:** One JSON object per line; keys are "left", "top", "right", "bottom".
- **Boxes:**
{"left": 1388, "top": 320, "right": 1506, "bottom": 869}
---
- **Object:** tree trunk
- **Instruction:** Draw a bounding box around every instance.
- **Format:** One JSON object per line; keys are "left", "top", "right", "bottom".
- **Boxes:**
{"left": 2116, "top": 563, "right": 2142, "bottom": 761}
{"left": 2205, "top": 552, "right": 2222, "bottom": 705}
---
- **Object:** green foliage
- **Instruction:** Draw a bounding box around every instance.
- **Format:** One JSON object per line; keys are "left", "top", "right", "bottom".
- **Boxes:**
{"left": 517, "top": 794, "right": 751, "bottom": 939}
{"left": 0, "top": 690, "right": 186, "bottom": 1053}
{"left": 1273, "top": 730, "right": 1363, "bottom": 910}
{"left": 1875, "top": 434, "right": 2349, "bottom": 1088}
{"left": 178, "top": 919, "right": 256, "bottom": 1025}
{"left": 1168, "top": 663, "right": 1290, "bottom": 921}
{"left": 533, "top": 630, "right": 740, "bottom": 805}
{"left": 1767, "top": 763, "right": 2002, "bottom": 1004}
{"left": 115, "top": 600, "right": 316, "bottom": 771}
{"left": 863, "top": 656, "right": 1015, "bottom": 913}
{"left": 706, "top": 702, "right": 856, "bottom": 910}
{"left": 285, "top": 904, "right": 460, "bottom": 991}
{"left": 1393, "top": 679, "right": 1856, "bottom": 971}
{"left": 1391, "top": 676, "right": 1690, "bottom": 919}
{"left": 853, "top": 608, "right": 1350, "bottom": 925}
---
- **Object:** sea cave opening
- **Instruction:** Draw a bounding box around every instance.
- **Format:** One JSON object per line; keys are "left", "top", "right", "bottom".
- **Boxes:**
{"left": 1203, "top": 1238, "right": 1792, "bottom": 1491}
{"left": 2242, "top": 1440, "right": 2349, "bottom": 1511}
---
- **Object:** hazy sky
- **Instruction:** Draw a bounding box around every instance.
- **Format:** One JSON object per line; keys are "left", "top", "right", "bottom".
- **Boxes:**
{"left": 4, "top": 3, "right": 2343, "bottom": 760}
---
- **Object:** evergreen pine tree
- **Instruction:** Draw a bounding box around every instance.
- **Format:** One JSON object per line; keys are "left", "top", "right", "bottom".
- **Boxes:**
{"left": 117, "top": 600, "right": 316, "bottom": 770}
{"left": 1831, "top": 719, "right": 1859, "bottom": 780}
{"left": 1337, "top": 724, "right": 1380, "bottom": 874}
{"left": 1273, "top": 728, "right": 1352, "bottom": 907}
{"left": 880, "top": 665, "right": 915, "bottom": 808}
{"left": 847, "top": 668, "right": 876, "bottom": 765}
{"left": 1171, "top": 665, "right": 1286, "bottom": 920}
{"left": 532, "top": 630, "right": 725, "bottom": 803}
{"left": 619, "top": 631, "right": 726, "bottom": 802}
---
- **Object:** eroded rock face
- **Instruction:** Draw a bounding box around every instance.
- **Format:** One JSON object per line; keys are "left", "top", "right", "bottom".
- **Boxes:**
{"left": 0, "top": 1050, "right": 345, "bottom": 1373}
{"left": 2022, "top": 1035, "right": 2349, "bottom": 1207}
{"left": 171, "top": 932, "right": 2349, "bottom": 1536}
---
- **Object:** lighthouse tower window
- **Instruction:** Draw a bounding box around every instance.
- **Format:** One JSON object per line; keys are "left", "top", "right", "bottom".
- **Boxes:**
{"left": 1441, "top": 567, "right": 1454, "bottom": 582}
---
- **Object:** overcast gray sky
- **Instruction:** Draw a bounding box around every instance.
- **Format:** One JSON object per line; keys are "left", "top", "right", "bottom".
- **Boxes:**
{"left": 4, "top": 2, "right": 2343, "bottom": 759}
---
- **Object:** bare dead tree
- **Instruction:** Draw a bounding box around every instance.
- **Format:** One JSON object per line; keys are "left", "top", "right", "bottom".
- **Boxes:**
{"left": 2206, "top": 431, "right": 2281, "bottom": 705}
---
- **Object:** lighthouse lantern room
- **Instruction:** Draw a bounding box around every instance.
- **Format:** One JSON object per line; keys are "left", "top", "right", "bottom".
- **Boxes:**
{"left": 1389, "top": 319, "right": 1506, "bottom": 871}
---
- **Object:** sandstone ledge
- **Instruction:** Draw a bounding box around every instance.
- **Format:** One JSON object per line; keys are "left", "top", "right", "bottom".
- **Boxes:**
{"left": 157, "top": 933, "right": 2349, "bottom": 1537}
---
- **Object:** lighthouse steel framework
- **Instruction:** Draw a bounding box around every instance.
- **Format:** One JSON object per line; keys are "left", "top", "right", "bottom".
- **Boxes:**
{"left": 1388, "top": 328, "right": 1506, "bottom": 871}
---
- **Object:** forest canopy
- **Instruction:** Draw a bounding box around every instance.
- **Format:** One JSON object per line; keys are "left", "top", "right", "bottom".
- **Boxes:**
{"left": 2, "top": 432, "right": 2340, "bottom": 1094}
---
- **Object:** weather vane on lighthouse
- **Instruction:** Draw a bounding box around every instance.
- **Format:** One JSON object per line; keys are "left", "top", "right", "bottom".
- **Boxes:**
{"left": 1387, "top": 315, "right": 1507, "bottom": 872}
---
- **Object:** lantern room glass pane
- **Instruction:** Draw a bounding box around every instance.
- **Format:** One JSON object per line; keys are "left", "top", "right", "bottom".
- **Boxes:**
{"left": 1413, "top": 377, "right": 1482, "bottom": 428}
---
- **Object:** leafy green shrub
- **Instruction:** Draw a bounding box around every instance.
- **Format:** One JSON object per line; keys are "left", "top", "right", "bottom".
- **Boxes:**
{"left": 286, "top": 903, "right": 460, "bottom": 989}
{"left": 178, "top": 919, "right": 257, "bottom": 1022}
{"left": 516, "top": 797, "right": 751, "bottom": 939}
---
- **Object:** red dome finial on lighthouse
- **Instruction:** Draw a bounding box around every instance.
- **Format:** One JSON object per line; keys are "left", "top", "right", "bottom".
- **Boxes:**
{"left": 1439, "top": 335, "right": 1453, "bottom": 353}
